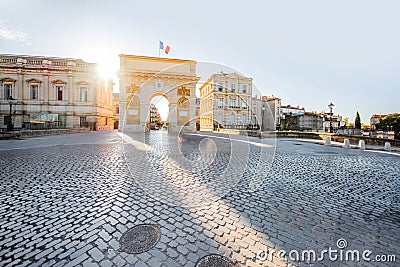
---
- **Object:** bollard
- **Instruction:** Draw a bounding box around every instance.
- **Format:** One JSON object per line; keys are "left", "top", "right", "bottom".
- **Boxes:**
{"left": 343, "top": 139, "right": 350, "bottom": 149}
{"left": 324, "top": 136, "right": 331, "bottom": 146}
{"left": 359, "top": 140, "right": 366, "bottom": 150}
{"left": 384, "top": 142, "right": 391, "bottom": 151}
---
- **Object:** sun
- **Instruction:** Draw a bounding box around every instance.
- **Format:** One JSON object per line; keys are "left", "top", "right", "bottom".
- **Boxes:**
{"left": 97, "top": 56, "right": 119, "bottom": 80}
{"left": 94, "top": 55, "right": 119, "bottom": 92}
{"left": 78, "top": 44, "right": 119, "bottom": 81}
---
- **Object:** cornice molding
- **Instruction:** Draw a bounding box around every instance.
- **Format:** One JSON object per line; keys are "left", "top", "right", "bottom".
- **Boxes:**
{"left": 26, "top": 78, "right": 42, "bottom": 84}
{"left": 51, "top": 79, "right": 67, "bottom": 84}
{"left": 0, "top": 77, "right": 17, "bottom": 83}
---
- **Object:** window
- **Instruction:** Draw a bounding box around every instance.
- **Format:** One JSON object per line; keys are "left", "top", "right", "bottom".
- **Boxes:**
{"left": 242, "top": 84, "right": 247, "bottom": 93}
{"left": 217, "top": 98, "right": 223, "bottom": 108}
{"left": 230, "top": 98, "right": 236, "bottom": 108}
{"left": 231, "top": 83, "right": 236, "bottom": 92}
{"left": 30, "top": 85, "right": 38, "bottom": 100}
{"left": 242, "top": 114, "right": 247, "bottom": 124}
{"left": 80, "top": 87, "right": 88, "bottom": 102}
{"left": 116, "top": 106, "right": 119, "bottom": 114}
{"left": 56, "top": 86, "right": 63, "bottom": 100}
{"left": 156, "top": 80, "right": 163, "bottom": 90}
{"left": 230, "top": 113, "right": 235, "bottom": 124}
{"left": 4, "top": 84, "right": 12, "bottom": 99}
{"left": 80, "top": 117, "right": 87, "bottom": 127}
{"left": 242, "top": 100, "right": 247, "bottom": 109}
{"left": 217, "top": 83, "right": 223, "bottom": 91}
{"left": 217, "top": 113, "right": 223, "bottom": 123}
{"left": 4, "top": 116, "right": 11, "bottom": 126}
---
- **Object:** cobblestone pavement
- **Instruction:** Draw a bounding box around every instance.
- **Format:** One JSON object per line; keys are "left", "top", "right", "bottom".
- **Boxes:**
{"left": 0, "top": 131, "right": 399, "bottom": 267}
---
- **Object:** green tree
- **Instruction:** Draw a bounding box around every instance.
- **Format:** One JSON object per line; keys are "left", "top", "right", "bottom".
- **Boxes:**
{"left": 343, "top": 117, "right": 354, "bottom": 128}
{"left": 355, "top": 111, "right": 361, "bottom": 129}
{"left": 376, "top": 114, "right": 400, "bottom": 139}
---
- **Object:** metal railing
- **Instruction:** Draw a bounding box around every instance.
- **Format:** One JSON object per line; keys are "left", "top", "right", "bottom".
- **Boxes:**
{"left": 214, "top": 124, "right": 260, "bottom": 130}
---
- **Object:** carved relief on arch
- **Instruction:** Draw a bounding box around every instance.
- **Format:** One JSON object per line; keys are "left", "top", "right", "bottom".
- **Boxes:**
{"left": 177, "top": 86, "right": 190, "bottom": 96}
{"left": 177, "top": 97, "right": 189, "bottom": 108}
{"left": 126, "top": 84, "right": 140, "bottom": 94}
{"left": 177, "top": 97, "right": 190, "bottom": 126}
{"left": 126, "top": 94, "right": 140, "bottom": 125}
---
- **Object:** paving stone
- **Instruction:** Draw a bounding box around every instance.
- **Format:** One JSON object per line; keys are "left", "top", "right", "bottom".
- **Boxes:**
{"left": 166, "top": 248, "right": 179, "bottom": 258}
{"left": 70, "top": 244, "right": 93, "bottom": 260}
{"left": 125, "top": 254, "right": 138, "bottom": 265}
{"left": 34, "top": 248, "right": 54, "bottom": 261}
{"left": 82, "top": 259, "right": 99, "bottom": 267}
{"left": 134, "top": 260, "right": 148, "bottom": 267}
{"left": 146, "top": 257, "right": 162, "bottom": 267}
{"left": 99, "top": 259, "right": 113, "bottom": 267}
{"left": 64, "top": 253, "right": 89, "bottom": 267}
{"left": 0, "top": 132, "right": 398, "bottom": 267}
{"left": 88, "top": 247, "right": 104, "bottom": 262}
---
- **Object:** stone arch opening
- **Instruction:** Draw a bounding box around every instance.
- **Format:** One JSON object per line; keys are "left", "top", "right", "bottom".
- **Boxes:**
{"left": 119, "top": 54, "right": 199, "bottom": 132}
{"left": 148, "top": 93, "right": 169, "bottom": 131}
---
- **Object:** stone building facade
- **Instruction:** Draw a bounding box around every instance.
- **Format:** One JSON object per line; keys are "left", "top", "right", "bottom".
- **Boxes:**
{"left": 113, "top": 93, "right": 120, "bottom": 130}
{"left": 199, "top": 72, "right": 253, "bottom": 131}
{"left": 119, "top": 55, "right": 199, "bottom": 132}
{"left": 252, "top": 96, "right": 281, "bottom": 131}
{"left": 370, "top": 114, "right": 392, "bottom": 131}
{"left": 149, "top": 104, "right": 162, "bottom": 130}
{"left": 0, "top": 54, "right": 114, "bottom": 130}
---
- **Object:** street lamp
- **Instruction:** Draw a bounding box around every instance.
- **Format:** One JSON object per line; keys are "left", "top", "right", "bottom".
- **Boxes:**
{"left": 261, "top": 105, "right": 266, "bottom": 131}
{"left": 328, "top": 102, "right": 334, "bottom": 133}
{"left": 7, "top": 96, "right": 17, "bottom": 131}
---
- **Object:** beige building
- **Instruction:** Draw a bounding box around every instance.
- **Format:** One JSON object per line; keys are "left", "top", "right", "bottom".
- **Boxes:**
{"left": 113, "top": 93, "right": 119, "bottom": 129}
{"left": 370, "top": 114, "right": 395, "bottom": 131}
{"left": 119, "top": 55, "right": 199, "bottom": 132}
{"left": 195, "top": 97, "right": 200, "bottom": 131}
{"left": 149, "top": 104, "right": 162, "bottom": 130}
{"left": 322, "top": 114, "right": 343, "bottom": 132}
{"left": 0, "top": 54, "right": 114, "bottom": 130}
{"left": 281, "top": 104, "right": 305, "bottom": 116}
{"left": 199, "top": 72, "right": 253, "bottom": 131}
{"left": 252, "top": 96, "right": 281, "bottom": 131}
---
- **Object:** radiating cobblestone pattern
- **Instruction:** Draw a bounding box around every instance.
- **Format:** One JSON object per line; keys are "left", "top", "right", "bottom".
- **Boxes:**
{"left": 0, "top": 131, "right": 399, "bottom": 267}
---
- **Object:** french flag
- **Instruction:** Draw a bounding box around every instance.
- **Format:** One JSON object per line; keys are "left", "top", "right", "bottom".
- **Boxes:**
{"left": 159, "top": 40, "right": 171, "bottom": 54}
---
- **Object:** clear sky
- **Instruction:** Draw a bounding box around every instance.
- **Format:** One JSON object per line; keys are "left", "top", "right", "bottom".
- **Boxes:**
{"left": 1, "top": 0, "right": 399, "bottom": 123}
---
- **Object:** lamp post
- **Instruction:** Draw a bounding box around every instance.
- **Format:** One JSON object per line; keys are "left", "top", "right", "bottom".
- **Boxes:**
{"left": 7, "top": 96, "right": 17, "bottom": 131}
{"left": 261, "top": 105, "right": 266, "bottom": 131}
{"left": 328, "top": 102, "right": 334, "bottom": 133}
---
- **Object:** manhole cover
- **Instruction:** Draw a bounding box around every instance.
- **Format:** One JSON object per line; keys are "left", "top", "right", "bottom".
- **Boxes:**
{"left": 196, "top": 254, "right": 239, "bottom": 267}
{"left": 119, "top": 224, "right": 160, "bottom": 254}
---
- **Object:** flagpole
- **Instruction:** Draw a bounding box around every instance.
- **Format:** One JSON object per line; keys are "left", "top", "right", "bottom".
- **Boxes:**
{"left": 158, "top": 40, "right": 160, "bottom": 58}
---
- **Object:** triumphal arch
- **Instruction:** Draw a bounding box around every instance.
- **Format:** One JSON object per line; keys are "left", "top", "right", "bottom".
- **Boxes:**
{"left": 118, "top": 55, "right": 200, "bottom": 132}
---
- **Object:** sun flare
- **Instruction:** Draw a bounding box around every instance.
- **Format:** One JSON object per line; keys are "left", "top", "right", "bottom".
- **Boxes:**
{"left": 97, "top": 57, "right": 118, "bottom": 80}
